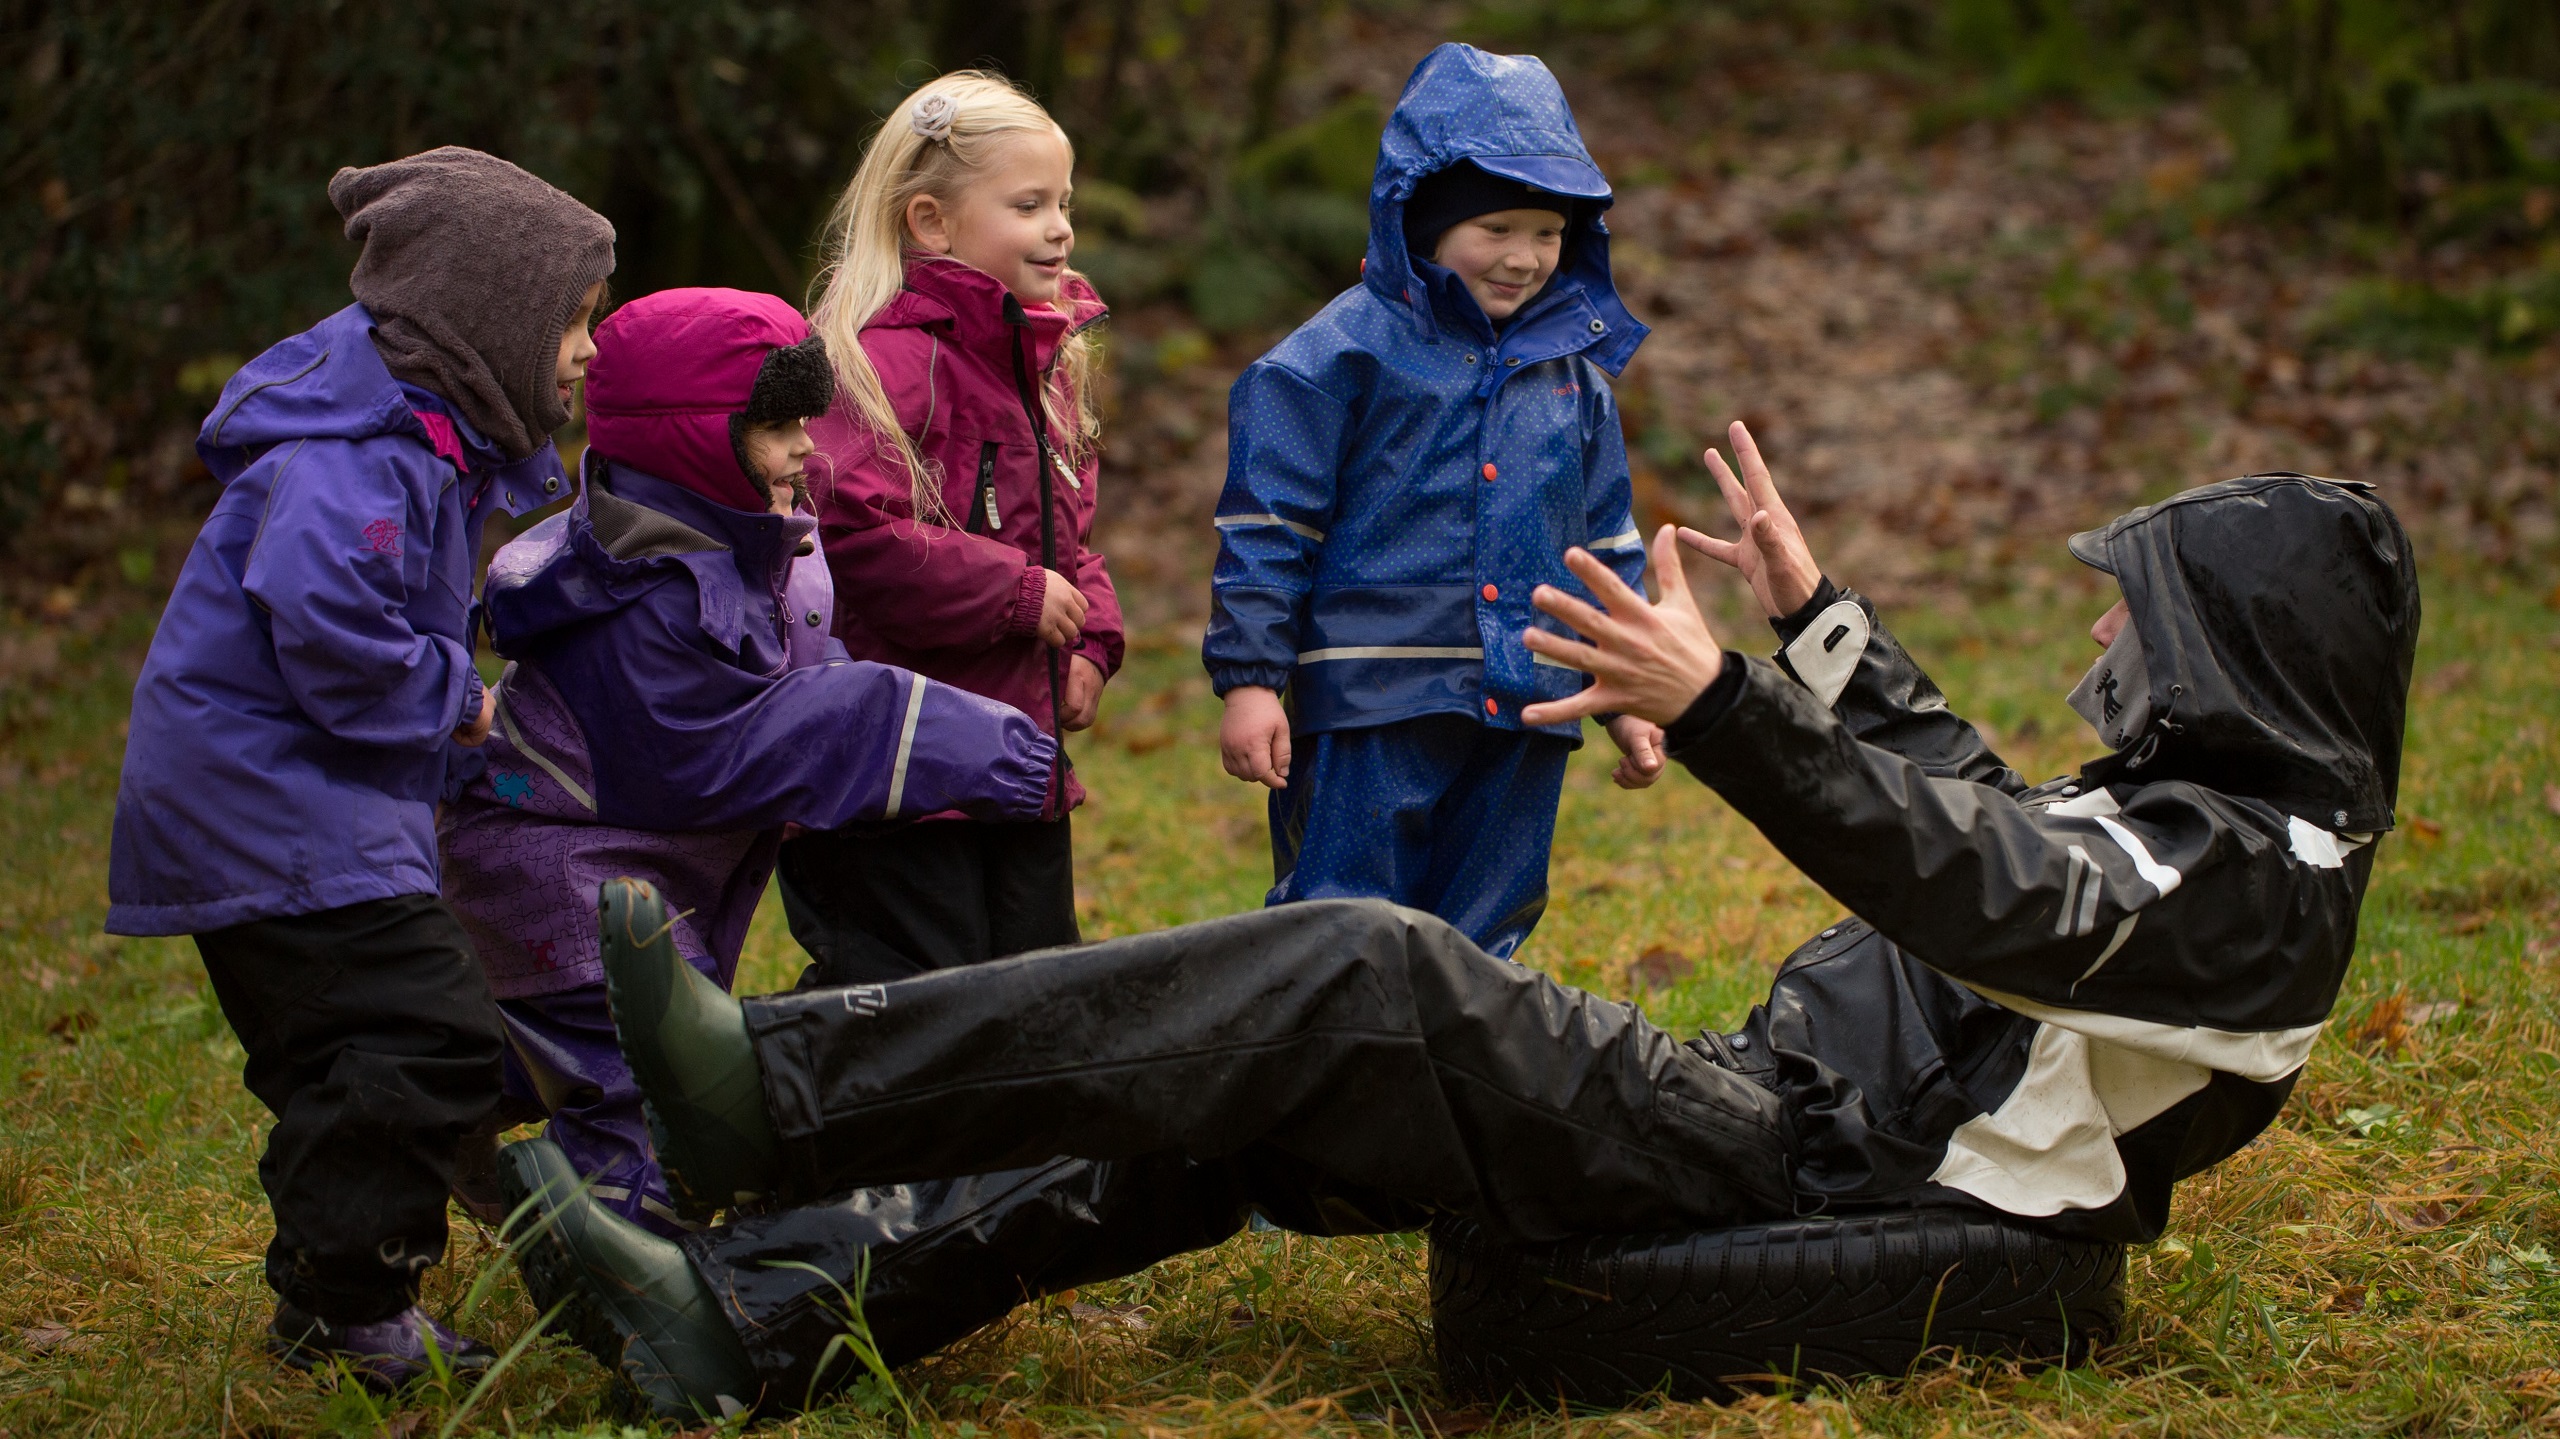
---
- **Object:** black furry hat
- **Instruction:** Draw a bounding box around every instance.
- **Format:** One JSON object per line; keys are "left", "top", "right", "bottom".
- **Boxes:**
{"left": 730, "top": 335, "right": 836, "bottom": 500}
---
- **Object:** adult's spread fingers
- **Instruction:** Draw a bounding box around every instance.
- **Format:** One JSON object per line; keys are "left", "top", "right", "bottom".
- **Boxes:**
{"left": 1530, "top": 580, "right": 1608, "bottom": 631}
{"left": 1522, "top": 689, "right": 1614, "bottom": 727}
{"left": 1562, "top": 546, "right": 1647, "bottom": 613}
{"left": 1731, "top": 420, "right": 1783, "bottom": 512}
{"left": 1521, "top": 626, "right": 1604, "bottom": 673}
{"left": 1704, "top": 447, "right": 1755, "bottom": 529}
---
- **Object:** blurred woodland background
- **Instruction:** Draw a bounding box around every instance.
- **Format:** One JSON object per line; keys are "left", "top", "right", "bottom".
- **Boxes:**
{"left": 6, "top": 0, "right": 2560, "bottom": 661}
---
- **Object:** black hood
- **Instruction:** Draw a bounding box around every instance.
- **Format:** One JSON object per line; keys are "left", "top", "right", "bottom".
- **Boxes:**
{"left": 2068, "top": 473, "right": 2419, "bottom": 833}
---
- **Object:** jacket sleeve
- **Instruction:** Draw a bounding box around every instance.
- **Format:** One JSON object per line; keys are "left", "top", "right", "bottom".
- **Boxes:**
{"left": 1769, "top": 584, "right": 2028, "bottom": 792}
{"left": 1672, "top": 658, "right": 2367, "bottom": 1072}
{"left": 573, "top": 592, "right": 1056, "bottom": 832}
{"left": 241, "top": 438, "right": 474, "bottom": 749}
{"left": 813, "top": 421, "right": 1044, "bottom": 652}
{"left": 1582, "top": 375, "right": 1647, "bottom": 593}
{"left": 1202, "top": 360, "right": 1348, "bottom": 694}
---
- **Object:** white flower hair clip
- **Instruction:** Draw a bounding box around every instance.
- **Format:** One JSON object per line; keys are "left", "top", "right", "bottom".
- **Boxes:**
{"left": 910, "top": 93, "right": 959, "bottom": 144}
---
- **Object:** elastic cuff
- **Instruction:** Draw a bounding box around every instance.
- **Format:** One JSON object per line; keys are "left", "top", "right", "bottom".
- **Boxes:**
{"left": 1209, "top": 666, "right": 1292, "bottom": 697}
{"left": 1661, "top": 652, "right": 1747, "bottom": 752}
{"left": 1768, "top": 575, "right": 1843, "bottom": 643}
{"left": 1003, "top": 565, "right": 1047, "bottom": 640}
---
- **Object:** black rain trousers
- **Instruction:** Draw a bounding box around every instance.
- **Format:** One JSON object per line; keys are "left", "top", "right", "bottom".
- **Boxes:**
{"left": 687, "top": 899, "right": 1793, "bottom": 1406}
{"left": 194, "top": 894, "right": 506, "bottom": 1322}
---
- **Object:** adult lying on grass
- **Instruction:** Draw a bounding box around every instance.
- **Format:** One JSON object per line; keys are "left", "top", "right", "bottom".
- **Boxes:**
{"left": 502, "top": 424, "right": 2419, "bottom": 1420}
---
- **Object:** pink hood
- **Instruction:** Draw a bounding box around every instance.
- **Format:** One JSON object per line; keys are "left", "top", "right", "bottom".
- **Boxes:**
{"left": 585, "top": 287, "right": 808, "bottom": 513}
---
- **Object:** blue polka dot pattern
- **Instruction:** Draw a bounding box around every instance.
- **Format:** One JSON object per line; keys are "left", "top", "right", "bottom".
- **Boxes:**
{"left": 1202, "top": 42, "right": 1654, "bottom": 741}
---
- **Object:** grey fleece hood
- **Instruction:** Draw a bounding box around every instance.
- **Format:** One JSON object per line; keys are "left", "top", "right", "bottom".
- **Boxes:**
{"left": 329, "top": 147, "right": 616, "bottom": 460}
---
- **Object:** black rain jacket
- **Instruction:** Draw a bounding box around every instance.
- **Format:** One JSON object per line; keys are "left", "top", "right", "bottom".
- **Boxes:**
{"left": 1668, "top": 474, "right": 2418, "bottom": 1242}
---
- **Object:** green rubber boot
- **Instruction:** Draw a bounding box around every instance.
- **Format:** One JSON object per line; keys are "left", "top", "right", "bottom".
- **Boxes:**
{"left": 497, "top": 1138, "right": 760, "bottom": 1421}
{"left": 595, "top": 877, "right": 781, "bottom": 1218}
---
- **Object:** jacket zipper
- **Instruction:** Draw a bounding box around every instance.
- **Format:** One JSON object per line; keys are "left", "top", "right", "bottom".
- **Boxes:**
{"left": 969, "top": 441, "right": 1002, "bottom": 534}
{"left": 1002, "top": 294, "right": 1073, "bottom": 798}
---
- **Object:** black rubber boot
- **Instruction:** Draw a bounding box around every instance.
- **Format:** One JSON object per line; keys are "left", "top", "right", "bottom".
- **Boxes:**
{"left": 594, "top": 877, "right": 779, "bottom": 1218}
{"left": 497, "top": 1137, "right": 761, "bottom": 1420}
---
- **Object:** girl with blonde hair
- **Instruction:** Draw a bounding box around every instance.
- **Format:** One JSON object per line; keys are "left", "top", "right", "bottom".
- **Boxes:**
{"left": 784, "top": 72, "right": 1122, "bottom": 984}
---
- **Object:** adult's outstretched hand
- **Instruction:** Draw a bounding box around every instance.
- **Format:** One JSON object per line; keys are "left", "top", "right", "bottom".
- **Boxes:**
{"left": 1520, "top": 526, "right": 1727, "bottom": 729}
{"left": 1677, "top": 420, "right": 1821, "bottom": 620}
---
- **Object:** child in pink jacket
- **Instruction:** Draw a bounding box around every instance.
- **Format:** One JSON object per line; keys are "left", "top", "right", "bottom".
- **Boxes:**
{"left": 785, "top": 72, "right": 1120, "bottom": 982}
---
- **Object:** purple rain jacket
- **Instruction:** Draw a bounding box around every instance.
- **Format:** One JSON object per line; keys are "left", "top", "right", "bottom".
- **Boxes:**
{"left": 438, "top": 295, "right": 1057, "bottom": 1000}
{"left": 108, "top": 304, "right": 570, "bottom": 936}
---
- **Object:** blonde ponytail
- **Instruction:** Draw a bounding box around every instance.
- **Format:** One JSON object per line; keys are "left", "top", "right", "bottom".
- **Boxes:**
{"left": 809, "top": 71, "right": 1103, "bottom": 530}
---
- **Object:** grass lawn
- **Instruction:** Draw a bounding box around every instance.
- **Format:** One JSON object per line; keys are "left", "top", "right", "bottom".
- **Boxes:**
{"left": 0, "top": 566, "right": 2554, "bottom": 1436}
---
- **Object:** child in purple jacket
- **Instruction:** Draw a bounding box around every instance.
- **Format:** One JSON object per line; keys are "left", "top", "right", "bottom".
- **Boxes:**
{"left": 438, "top": 287, "right": 1055, "bottom": 1238}
{"left": 106, "top": 148, "right": 614, "bottom": 1386}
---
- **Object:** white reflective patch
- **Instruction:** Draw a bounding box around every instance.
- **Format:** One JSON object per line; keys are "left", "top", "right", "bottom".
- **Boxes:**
{"left": 2287, "top": 815, "right": 2356, "bottom": 869}
{"left": 2073, "top": 915, "right": 2139, "bottom": 990}
{"left": 882, "top": 674, "right": 928, "bottom": 820}
{"left": 1590, "top": 528, "right": 1642, "bottom": 550}
{"left": 2056, "top": 847, "right": 2089, "bottom": 936}
{"left": 1531, "top": 652, "right": 1580, "bottom": 670}
{"left": 2042, "top": 788, "right": 2122, "bottom": 818}
{"left": 2093, "top": 814, "right": 2182, "bottom": 898}
{"left": 1928, "top": 1024, "right": 2128, "bottom": 1216}
{"left": 1215, "top": 512, "right": 1326, "bottom": 542}
{"left": 1965, "top": 984, "right": 2322, "bottom": 1083}
{"left": 1295, "top": 646, "right": 1484, "bottom": 663}
{"left": 1777, "top": 599, "right": 1868, "bottom": 709}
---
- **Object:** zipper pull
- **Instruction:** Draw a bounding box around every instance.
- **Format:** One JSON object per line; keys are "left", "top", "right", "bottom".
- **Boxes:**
{"left": 983, "top": 484, "right": 1003, "bottom": 530}
{"left": 1052, "top": 449, "right": 1082, "bottom": 491}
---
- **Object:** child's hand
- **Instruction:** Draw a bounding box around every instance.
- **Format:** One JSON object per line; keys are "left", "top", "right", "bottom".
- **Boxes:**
{"left": 1036, "top": 568, "right": 1090, "bottom": 648}
{"left": 1219, "top": 686, "right": 1291, "bottom": 789}
{"left": 1604, "top": 714, "right": 1665, "bottom": 790}
{"left": 454, "top": 687, "right": 495, "bottom": 746}
{"left": 1061, "top": 655, "right": 1105, "bottom": 732}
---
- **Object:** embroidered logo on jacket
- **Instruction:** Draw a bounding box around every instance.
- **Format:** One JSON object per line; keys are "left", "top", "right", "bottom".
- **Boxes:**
{"left": 362, "top": 519, "right": 404, "bottom": 557}
{"left": 843, "top": 985, "right": 887, "bottom": 1017}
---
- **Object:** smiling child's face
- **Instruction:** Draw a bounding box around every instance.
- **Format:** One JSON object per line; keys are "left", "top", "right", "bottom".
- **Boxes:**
{"left": 555, "top": 281, "right": 606, "bottom": 407}
{"left": 907, "top": 128, "right": 1078, "bottom": 306}
{"left": 743, "top": 418, "right": 815, "bottom": 516}
{"left": 1431, "top": 208, "right": 1568, "bottom": 321}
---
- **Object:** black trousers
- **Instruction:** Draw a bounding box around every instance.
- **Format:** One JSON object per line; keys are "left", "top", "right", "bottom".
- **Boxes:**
{"left": 775, "top": 817, "right": 1079, "bottom": 989}
{"left": 195, "top": 894, "right": 506, "bottom": 1322}
{"left": 693, "top": 900, "right": 1795, "bottom": 1407}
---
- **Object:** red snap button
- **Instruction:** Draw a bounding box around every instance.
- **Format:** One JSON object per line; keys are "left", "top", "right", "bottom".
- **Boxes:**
{"left": 1481, "top": 463, "right": 1498, "bottom": 481}
{"left": 1484, "top": 698, "right": 1499, "bottom": 716}
{"left": 1481, "top": 584, "right": 1499, "bottom": 601}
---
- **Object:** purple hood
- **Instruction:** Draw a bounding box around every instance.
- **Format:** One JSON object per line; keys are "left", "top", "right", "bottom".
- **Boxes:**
{"left": 440, "top": 456, "right": 1055, "bottom": 997}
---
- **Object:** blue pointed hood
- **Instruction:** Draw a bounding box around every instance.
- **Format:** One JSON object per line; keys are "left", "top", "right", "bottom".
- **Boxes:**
{"left": 1363, "top": 43, "right": 1647, "bottom": 373}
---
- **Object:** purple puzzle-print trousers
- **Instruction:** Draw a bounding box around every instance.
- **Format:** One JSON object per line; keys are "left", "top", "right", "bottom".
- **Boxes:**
{"left": 498, "top": 964, "right": 720, "bottom": 1238}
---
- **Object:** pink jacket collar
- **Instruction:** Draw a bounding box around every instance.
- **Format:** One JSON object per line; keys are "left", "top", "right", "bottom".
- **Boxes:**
{"left": 871, "top": 255, "right": 1106, "bottom": 371}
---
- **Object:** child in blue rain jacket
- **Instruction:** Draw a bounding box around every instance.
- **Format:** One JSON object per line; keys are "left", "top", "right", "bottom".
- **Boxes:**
{"left": 1203, "top": 43, "right": 1663, "bottom": 958}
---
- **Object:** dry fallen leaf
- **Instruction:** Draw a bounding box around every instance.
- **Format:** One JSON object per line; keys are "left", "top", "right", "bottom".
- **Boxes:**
{"left": 2406, "top": 815, "right": 2444, "bottom": 841}
{"left": 2322, "top": 1284, "right": 2366, "bottom": 1314}
{"left": 2544, "top": 784, "right": 2560, "bottom": 820}
{"left": 1630, "top": 946, "right": 1694, "bottom": 989}
{"left": 2346, "top": 995, "right": 2411, "bottom": 1056}
{"left": 20, "top": 1322, "right": 71, "bottom": 1354}
{"left": 43, "top": 1010, "right": 97, "bottom": 1044}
